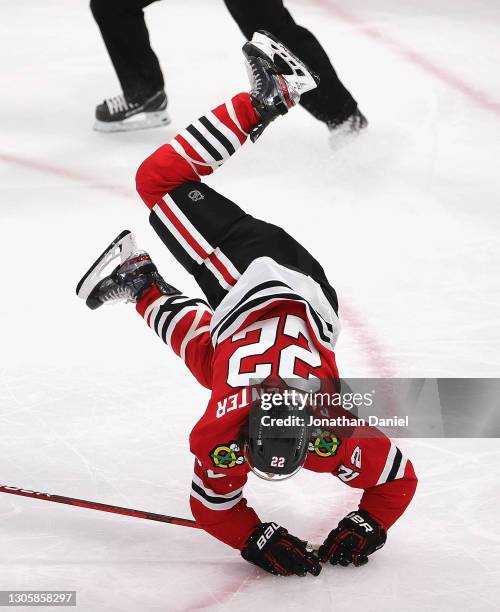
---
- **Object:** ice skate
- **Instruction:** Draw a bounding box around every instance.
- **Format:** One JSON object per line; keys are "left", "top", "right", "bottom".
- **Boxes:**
{"left": 242, "top": 30, "right": 319, "bottom": 142}
{"left": 76, "top": 230, "right": 178, "bottom": 310}
{"left": 328, "top": 108, "right": 368, "bottom": 148}
{"left": 94, "top": 90, "right": 171, "bottom": 133}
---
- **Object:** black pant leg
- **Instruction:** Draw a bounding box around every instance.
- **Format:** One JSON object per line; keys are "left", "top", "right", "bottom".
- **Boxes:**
{"left": 223, "top": 0, "right": 358, "bottom": 124}
{"left": 90, "top": 0, "right": 164, "bottom": 101}
{"left": 149, "top": 181, "right": 337, "bottom": 313}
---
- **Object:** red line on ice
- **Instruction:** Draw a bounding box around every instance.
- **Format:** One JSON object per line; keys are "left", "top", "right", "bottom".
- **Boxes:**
{"left": 0, "top": 152, "right": 135, "bottom": 199}
{"left": 312, "top": 0, "right": 500, "bottom": 118}
{"left": 340, "top": 300, "right": 397, "bottom": 377}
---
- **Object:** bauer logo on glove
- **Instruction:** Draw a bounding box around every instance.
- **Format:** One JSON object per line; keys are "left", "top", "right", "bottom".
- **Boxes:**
{"left": 318, "top": 510, "right": 387, "bottom": 567}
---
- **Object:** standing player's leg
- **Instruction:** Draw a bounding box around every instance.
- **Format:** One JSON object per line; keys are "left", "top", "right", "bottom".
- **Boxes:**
{"left": 223, "top": 0, "right": 365, "bottom": 133}
{"left": 90, "top": 0, "right": 169, "bottom": 132}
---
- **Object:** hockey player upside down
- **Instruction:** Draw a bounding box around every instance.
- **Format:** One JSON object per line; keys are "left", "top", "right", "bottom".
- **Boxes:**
{"left": 77, "top": 32, "right": 417, "bottom": 577}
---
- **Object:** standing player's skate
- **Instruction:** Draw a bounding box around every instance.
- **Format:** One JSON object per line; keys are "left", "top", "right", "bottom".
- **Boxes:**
{"left": 327, "top": 108, "right": 368, "bottom": 150}
{"left": 94, "top": 90, "right": 171, "bottom": 133}
{"left": 243, "top": 30, "right": 319, "bottom": 142}
{"left": 328, "top": 108, "right": 368, "bottom": 134}
{"left": 76, "top": 230, "right": 178, "bottom": 310}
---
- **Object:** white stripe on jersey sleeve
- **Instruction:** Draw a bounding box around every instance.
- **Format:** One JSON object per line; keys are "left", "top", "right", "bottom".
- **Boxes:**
{"left": 395, "top": 456, "right": 408, "bottom": 480}
{"left": 190, "top": 488, "right": 242, "bottom": 511}
{"left": 190, "top": 474, "right": 243, "bottom": 511}
{"left": 376, "top": 443, "right": 408, "bottom": 485}
{"left": 192, "top": 474, "right": 243, "bottom": 499}
{"left": 376, "top": 442, "right": 398, "bottom": 485}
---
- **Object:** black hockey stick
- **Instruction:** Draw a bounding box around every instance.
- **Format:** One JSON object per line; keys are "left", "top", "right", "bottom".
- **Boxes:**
{"left": 0, "top": 484, "right": 199, "bottom": 529}
{"left": 0, "top": 484, "right": 323, "bottom": 551}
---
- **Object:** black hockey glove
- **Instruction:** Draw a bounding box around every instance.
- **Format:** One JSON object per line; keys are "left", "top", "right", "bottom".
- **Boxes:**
{"left": 318, "top": 510, "right": 387, "bottom": 567}
{"left": 241, "top": 522, "right": 322, "bottom": 577}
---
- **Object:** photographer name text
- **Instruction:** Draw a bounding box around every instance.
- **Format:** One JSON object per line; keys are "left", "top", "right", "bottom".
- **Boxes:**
{"left": 260, "top": 415, "right": 410, "bottom": 428}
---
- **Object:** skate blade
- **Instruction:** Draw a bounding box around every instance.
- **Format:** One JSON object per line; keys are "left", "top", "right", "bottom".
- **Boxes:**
{"left": 250, "top": 30, "right": 319, "bottom": 95}
{"left": 94, "top": 109, "right": 171, "bottom": 133}
{"left": 76, "top": 230, "right": 137, "bottom": 303}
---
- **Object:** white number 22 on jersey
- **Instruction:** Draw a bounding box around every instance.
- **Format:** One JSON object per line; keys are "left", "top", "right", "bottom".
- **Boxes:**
{"left": 227, "top": 315, "right": 321, "bottom": 388}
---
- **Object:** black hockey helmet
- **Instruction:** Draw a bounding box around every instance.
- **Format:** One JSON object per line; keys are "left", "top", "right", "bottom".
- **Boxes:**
{"left": 243, "top": 382, "right": 312, "bottom": 481}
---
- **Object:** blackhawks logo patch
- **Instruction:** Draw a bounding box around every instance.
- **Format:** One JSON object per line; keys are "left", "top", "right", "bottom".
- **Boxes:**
{"left": 210, "top": 441, "right": 246, "bottom": 469}
{"left": 309, "top": 430, "right": 341, "bottom": 458}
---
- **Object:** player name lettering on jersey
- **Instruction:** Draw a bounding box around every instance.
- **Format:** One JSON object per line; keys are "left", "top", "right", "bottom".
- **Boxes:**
{"left": 216, "top": 388, "right": 250, "bottom": 418}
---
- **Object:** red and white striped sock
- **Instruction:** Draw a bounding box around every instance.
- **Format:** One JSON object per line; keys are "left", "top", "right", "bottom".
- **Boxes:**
{"left": 171, "top": 92, "right": 260, "bottom": 178}
{"left": 136, "top": 93, "right": 261, "bottom": 206}
{"left": 137, "top": 284, "right": 212, "bottom": 359}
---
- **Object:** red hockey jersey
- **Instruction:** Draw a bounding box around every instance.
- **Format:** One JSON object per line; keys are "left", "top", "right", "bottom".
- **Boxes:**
{"left": 137, "top": 265, "right": 417, "bottom": 550}
{"left": 134, "top": 91, "right": 417, "bottom": 550}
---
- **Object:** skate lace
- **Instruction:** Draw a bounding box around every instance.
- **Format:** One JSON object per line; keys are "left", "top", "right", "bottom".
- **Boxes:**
{"left": 248, "top": 59, "right": 263, "bottom": 93}
{"left": 106, "top": 95, "right": 132, "bottom": 115}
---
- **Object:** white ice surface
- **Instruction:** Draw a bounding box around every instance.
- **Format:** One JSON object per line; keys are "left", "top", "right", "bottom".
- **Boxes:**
{"left": 1, "top": 0, "right": 500, "bottom": 610}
